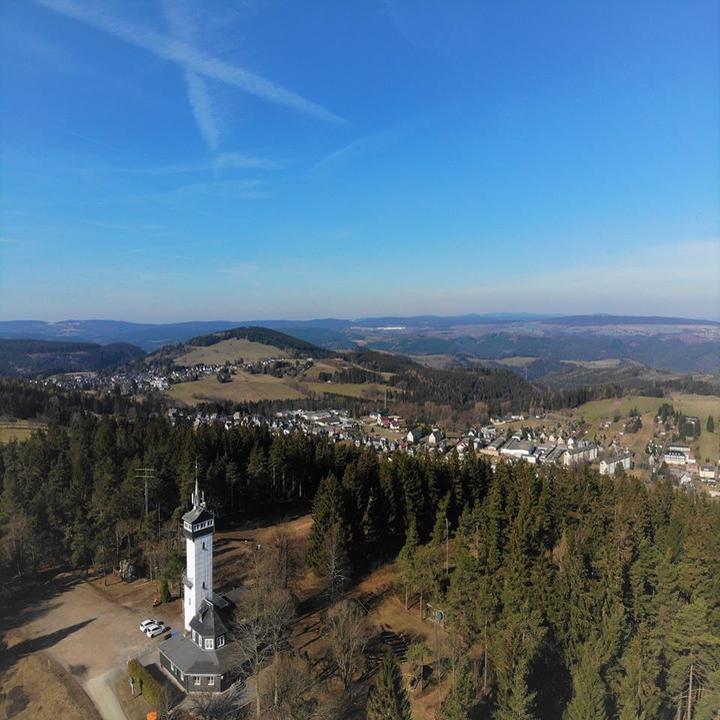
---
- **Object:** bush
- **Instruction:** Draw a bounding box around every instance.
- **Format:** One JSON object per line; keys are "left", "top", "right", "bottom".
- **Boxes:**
{"left": 159, "top": 578, "right": 171, "bottom": 603}
{"left": 127, "top": 658, "right": 167, "bottom": 709}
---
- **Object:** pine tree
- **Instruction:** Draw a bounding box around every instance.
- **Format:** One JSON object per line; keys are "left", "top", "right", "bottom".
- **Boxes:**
{"left": 307, "top": 472, "right": 346, "bottom": 573}
{"left": 397, "top": 520, "right": 419, "bottom": 611}
{"left": 707, "top": 415, "right": 714, "bottom": 433}
{"left": 666, "top": 598, "right": 720, "bottom": 718}
{"left": 493, "top": 607, "right": 544, "bottom": 720}
{"left": 616, "top": 624, "right": 663, "bottom": 720}
{"left": 438, "top": 660, "right": 476, "bottom": 720}
{"left": 564, "top": 639, "right": 607, "bottom": 720}
{"left": 366, "top": 651, "right": 412, "bottom": 720}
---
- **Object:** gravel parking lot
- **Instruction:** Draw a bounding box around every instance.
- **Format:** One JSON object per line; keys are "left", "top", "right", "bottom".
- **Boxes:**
{"left": 18, "top": 575, "right": 177, "bottom": 720}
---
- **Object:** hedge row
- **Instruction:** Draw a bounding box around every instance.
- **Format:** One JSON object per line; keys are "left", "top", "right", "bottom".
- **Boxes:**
{"left": 127, "top": 658, "right": 167, "bottom": 709}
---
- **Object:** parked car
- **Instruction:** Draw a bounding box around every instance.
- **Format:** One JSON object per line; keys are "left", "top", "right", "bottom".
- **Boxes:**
{"left": 145, "top": 623, "right": 168, "bottom": 638}
{"left": 139, "top": 619, "right": 158, "bottom": 633}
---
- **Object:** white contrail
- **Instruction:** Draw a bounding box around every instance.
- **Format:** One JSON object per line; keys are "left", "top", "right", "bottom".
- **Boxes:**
{"left": 162, "top": 0, "right": 220, "bottom": 150}
{"left": 34, "top": 0, "right": 346, "bottom": 125}
{"left": 184, "top": 68, "right": 220, "bottom": 150}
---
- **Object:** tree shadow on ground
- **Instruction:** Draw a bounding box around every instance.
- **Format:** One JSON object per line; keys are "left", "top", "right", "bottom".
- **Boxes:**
{"left": 0, "top": 617, "right": 96, "bottom": 674}
{"left": 0, "top": 567, "right": 82, "bottom": 637}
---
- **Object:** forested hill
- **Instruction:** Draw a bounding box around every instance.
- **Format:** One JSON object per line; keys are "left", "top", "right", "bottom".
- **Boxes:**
{"left": 0, "top": 339, "right": 144, "bottom": 377}
{"left": 1, "top": 411, "right": 718, "bottom": 718}
{"left": 158, "top": 325, "right": 338, "bottom": 360}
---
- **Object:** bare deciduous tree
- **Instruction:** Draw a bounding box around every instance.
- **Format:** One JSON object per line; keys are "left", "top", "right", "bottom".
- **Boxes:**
{"left": 230, "top": 544, "right": 296, "bottom": 719}
{"left": 187, "top": 687, "right": 243, "bottom": 720}
{"left": 319, "top": 523, "right": 351, "bottom": 603}
{"left": 261, "top": 653, "right": 314, "bottom": 720}
{"left": 324, "top": 598, "right": 370, "bottom": 692}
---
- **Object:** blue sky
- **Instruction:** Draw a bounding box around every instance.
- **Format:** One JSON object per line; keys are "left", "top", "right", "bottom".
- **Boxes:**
{"left": 1, "top": 0, "right": 718, "bottom": 322}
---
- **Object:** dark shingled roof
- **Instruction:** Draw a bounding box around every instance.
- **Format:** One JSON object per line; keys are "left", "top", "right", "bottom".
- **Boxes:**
{"left": 189, "top": 598, "right": 228, "bottom": 638}
{"left": 182, "top": 506, "right": 214, "bottom": 524}
{"left": 159, "top": 634, "right": 235, "bottom": 675}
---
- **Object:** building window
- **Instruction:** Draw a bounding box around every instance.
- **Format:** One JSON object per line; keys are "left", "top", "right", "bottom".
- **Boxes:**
{"left": 208, "top": 676, "right": 215, "bottom": 686}
{"left": 217, "top": 635, "right": 225, "bottom": 648}
{"left": 205, "top": 638, "right": 214, "bottom": 650}
{"left": 194, "top": 676, "right": 201, "bottom": 686}
{"left": 202, "top": 541, "right": 206, "bottom": 550}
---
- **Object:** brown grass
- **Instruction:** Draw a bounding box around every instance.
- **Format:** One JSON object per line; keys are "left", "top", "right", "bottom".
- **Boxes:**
{"left": 174, "top": 338, "right": 288, "bottom": 366}
{"left": 0, "top": 630, "right": 101, "bottom": 720}
{"left": 0, "top": 421, "right": 46, "bottom": 444}
{"left": 166, "top": 371, "right": 306, "bottom": 405}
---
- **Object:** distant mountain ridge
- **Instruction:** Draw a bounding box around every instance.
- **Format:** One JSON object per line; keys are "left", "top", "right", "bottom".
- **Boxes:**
{"left": 0, "top": 339, "right": 144, "bottom": 377}
{"left": 1, "top": 314, "right": 718, "bottom": 375}
{"left": 0, "top": 313, "right": 716, "bottom": 349}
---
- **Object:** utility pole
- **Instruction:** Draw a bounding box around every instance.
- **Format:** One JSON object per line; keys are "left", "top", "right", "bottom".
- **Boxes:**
{"left": 445, "top": 515, "right": 449, "bottom": 575}
{"left": 135, "top": 467, "right": 156, "bottom": 518}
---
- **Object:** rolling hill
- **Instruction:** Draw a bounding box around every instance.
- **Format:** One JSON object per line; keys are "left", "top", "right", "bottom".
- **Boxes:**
{"left": 2, "top": 314, "right": 718, "bottom": 375}
{"left": 0, "top": 339, "right": 145, "bottom": 377}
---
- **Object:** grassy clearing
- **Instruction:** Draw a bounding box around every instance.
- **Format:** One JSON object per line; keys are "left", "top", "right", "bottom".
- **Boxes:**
{"left": 166, "top": 371, "right": 306, "bottom": 405}
{"left": 0, "top": 420, "right": 45, "bottom": 443}
{"left": 496, "top": 356, "right": 538, "bottom": 367}
{"left": 174, "top": 338, "right": 288, "bottom": 366}
{"left": 305, "top": 381, "right": 387, "bottom": 400}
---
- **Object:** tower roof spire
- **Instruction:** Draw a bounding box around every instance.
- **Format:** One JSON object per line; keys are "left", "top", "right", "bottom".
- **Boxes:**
{"left": 194, "top": 460, "right": 200, "bottom": 509}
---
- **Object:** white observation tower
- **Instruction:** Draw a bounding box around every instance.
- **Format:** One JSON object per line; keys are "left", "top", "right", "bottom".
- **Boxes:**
{"left": 182, "top": 477, "right": 215, "bottom": 631}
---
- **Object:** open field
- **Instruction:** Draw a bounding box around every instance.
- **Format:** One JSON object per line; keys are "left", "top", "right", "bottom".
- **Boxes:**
{"left": 0, "top": 420, "right": 46, "bottom": 443}
{"left": 166, "top": 356, "right": 391, "bottom": 406}
{"left": 305, "top": 381, "right": 387, "bottom": 400}
{"left": 496, "top": 356, "right": 537, "bottom": 367}
{"left": 166, "top": 371, "right": 306, "bottom": 405}
{"left": 568, "top": 393, "right": 720, "bottom": 463}
{"left": 174, "top": 338, "right": 289, "bottom": 366}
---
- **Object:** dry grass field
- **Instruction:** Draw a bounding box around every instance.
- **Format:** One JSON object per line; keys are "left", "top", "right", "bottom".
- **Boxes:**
{"left": 0, "top": 629, "right": 101, "bottom": 720}
{"left": 166, "top": 370, "right": 306, "bottom": 405}
{"left": 174, "top": 338, "right": 289, "bottom": 366}
{"left": 0, "top": 420, "right": 45, "bottom": 443}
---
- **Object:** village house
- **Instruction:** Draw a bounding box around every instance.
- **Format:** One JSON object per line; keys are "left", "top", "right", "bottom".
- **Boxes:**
{"left": 664, "top": 445, "right": 691, "bottom": 466}
{"left": 499, "top": 437, "right": 536, "bottom": 461}
{"left": 699, "top": 464, "right": 718, "bottom": 483}
{"left": 599, "top": 451, "right": 633, "bottom": 476}
{"left": 562, "top": 442, "right": 598, "bottom": 466}
{"left": 406, "top": 427, "right": 427, "bottom": 444}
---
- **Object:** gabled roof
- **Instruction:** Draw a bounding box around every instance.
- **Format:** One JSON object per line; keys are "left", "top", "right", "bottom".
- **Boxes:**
{"left": 189, "top": 598, "right": 228, "bottom": 638}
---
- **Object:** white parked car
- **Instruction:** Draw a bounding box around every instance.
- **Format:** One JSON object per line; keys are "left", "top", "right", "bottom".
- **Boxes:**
{"left": 139, "top": 619, "right": 158, "bottom": 633}
{"left": 145, "top": 622, "right": 167, "bottom": 638}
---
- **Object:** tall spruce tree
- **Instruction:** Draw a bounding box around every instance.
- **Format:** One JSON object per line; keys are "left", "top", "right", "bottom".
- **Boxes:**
{"left": 564, "top": 639, "right": 607, "bottom": 720}
{"left": 307, "top": 472, "right": 348, "bottom": 573}
{"left": 366, "top": 651, "right": 412, "bottom": 720}
{"left": 438, "top": 660, "right": 476, "bottom": 720}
